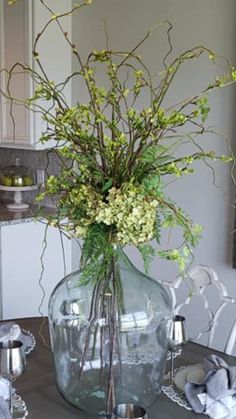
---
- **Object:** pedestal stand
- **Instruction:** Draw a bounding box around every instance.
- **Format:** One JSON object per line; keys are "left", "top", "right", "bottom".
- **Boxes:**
{"left": 0, "top": 185, "right": 38, "bottom": 211}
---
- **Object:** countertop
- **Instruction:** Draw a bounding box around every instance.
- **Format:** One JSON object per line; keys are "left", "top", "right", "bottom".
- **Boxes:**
{"left": 0, "top": 202, "right": 56, "bottom": 226}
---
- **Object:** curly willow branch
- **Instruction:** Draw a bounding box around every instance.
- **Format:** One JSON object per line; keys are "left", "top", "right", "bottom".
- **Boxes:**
{"left": 37, "top": 223, "right": 50, "bottom": 348}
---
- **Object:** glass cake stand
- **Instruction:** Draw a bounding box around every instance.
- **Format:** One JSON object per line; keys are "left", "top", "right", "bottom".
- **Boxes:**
{"left": 0, "top": 185, "right": 38, "bottom": 211}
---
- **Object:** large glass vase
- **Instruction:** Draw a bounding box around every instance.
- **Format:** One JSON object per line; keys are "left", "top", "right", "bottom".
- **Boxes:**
{"left": 48, "top": 246, "right": 172, "bottom": 416}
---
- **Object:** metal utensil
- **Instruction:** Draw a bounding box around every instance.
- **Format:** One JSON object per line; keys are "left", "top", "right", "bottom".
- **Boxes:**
{"left": 111, "top": 403, "right": 148, "bottom": 419}
{"left": 169, "top": 315, "right": 186, "bottom": 384}
{"left": 0, "top": 340, "right": 26, "bottom": 416}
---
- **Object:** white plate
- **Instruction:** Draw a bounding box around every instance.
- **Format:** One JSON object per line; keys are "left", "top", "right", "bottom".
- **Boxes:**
{"left": 0, "top": 392, "right": 28, "bottom": 419}
{"left": 0, "top": 323, "right": 36, "bottom": 355}
{"left": 186, "top": 364, "right": 206, "bottom": 384}
{"left": 0, "top": 185, "right": 38, "bottom": 192}
{"left": 162, "top": 366, "right": 193, "bottom": 412}
{"left": 174, "top": 364, "right": 204, "bottom": 392}
{"left": 12, "top": 392, "right": 28, "bottom": 418}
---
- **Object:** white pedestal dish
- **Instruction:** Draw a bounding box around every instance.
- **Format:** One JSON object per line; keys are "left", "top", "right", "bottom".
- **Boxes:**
{"left": 0, "top": 185, "right": 38, "bottom": 211}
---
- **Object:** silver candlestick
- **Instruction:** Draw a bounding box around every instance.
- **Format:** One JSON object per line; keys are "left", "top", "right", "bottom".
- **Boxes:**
{"left": 0, "top": 340, "right": 26, "bottom": 417}
{"left": 168, "top": 315, "right": 186, "bottom": 384}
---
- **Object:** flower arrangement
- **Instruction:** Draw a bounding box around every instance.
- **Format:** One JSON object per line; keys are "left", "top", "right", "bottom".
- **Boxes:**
{"left": 16, "top": 1, "right": 233, "bottom": 277}
{"left": 2, "top": 1, "right": 235, "bottom": 269}
{"left": 3, "top": 1, "right": 236, "bottom": 415}
{"left": 1, "top": 1, "right": 235, "bottom": 281}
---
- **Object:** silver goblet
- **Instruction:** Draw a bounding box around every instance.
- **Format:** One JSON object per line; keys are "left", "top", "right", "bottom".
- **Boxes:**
{"left": 111, "top": 403, "right": 148, "bottom": 419}
{"left": 168, "top": 315, "right": 186, "bottom": 384}
{"left": 0, "top": 340, "right": 26, "bottom": 416}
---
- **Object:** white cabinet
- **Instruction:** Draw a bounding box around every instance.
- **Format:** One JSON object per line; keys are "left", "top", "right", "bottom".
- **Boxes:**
{"left": 0, "top": 0, "right": 72, "bottom": 149}
{"left": 0, "top": 221, "right": 72, "bottom": 319}
{"left": 0, "top": 1, "right": 33, "bottom": 148}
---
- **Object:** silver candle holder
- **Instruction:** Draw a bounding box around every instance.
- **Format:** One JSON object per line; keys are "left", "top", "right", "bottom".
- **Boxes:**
{"left": 0, "top": 340, "right": 26, "bottom": 416}
{"left": 111, "top": 404, "right": 148, "bottom": 419}
{"left": 168, "top": 315, "right": 186, "bottom": 384}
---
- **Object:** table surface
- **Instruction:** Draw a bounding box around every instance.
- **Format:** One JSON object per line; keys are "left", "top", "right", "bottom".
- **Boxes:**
{"left": 6, "top": 317, "right": 236, "bottom": 419}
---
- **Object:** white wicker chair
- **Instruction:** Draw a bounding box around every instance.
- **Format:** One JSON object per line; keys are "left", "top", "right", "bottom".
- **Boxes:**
{"left": 161, "top": 265, "right": 236, "bottom": 355}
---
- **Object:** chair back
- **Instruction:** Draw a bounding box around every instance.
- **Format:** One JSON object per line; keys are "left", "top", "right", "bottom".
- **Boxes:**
{"left": 160, "top": 265, "right": 236, "bottom": 355}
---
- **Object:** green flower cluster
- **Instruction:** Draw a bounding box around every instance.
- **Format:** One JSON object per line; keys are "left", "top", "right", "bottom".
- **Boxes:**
{"left": 42, "top": 179, "right": 159, "bottom": 246}
{"left": 95, "top": 186, "right": 159, "bottom": 245}
{"left": 40, "top": 169, "right": 204, "bottom": 275}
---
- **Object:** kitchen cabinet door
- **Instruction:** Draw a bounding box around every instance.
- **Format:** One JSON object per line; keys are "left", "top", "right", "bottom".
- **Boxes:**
{"left": 0, "top": 0, "right": 72, "bottom": 149}
{"left": 0, "top": 0, "right": 33, "bottom": 148}
{"left": 0, "top": 221, "right": 72, "bottom": 319}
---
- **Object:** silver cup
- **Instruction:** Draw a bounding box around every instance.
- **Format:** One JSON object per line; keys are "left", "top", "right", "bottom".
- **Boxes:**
{"left": 111, "top": 404, "right": 148, "bottom": 419}
{"left": 169, "top": 315, "right": 186, "bottom": 383}
{"left": 0, "top": 340, "right": 26, "bottom": 415}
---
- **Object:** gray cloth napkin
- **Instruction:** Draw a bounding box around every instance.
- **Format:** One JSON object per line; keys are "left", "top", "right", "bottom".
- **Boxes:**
{"left": 0, "top": 379, "right": 11, "bottom": 419}
{"left": 0, "top": 396, "right": 11, "bottom": 419}
{"left": 185, "top": 355, "right": 236, "bottom": 418}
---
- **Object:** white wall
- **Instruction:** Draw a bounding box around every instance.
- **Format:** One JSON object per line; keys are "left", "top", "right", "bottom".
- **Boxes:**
{"left": 71, "top": 1, "right": 236, "bottom": 349}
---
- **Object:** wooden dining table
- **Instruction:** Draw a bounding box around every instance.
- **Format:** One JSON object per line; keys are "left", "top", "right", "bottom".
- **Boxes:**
{"left": 7, "top": 317, "right": 236, "bottom": 419}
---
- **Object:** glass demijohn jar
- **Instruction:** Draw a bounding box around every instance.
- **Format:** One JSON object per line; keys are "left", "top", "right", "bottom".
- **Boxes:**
{"left": 48, "top": 247, "right": 172, "bottom": 416}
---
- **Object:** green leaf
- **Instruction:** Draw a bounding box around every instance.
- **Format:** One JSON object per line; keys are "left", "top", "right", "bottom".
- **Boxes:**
{"left": 141, "top": 145, "right": 172, "bottom": 165}
{"left": 196, "top": 96, "right": 210, "bottom": 123}
{"left": 138, "top": 244, "right": 155, "bottom": 273}
{"left": 142, "top": 174, "right": 160, "bottom": 192}
{"left": 155, "top": 213, "right": 161, "bottom": 244}
{"left": 102, "top": 178, "right": 113, "bottom": 193}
